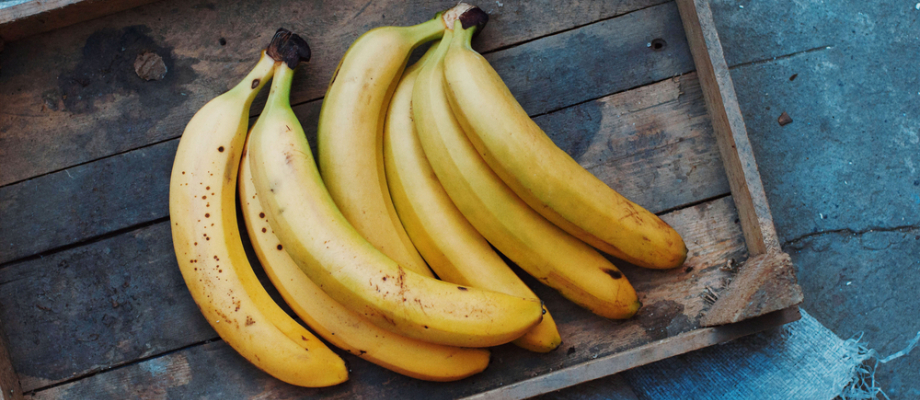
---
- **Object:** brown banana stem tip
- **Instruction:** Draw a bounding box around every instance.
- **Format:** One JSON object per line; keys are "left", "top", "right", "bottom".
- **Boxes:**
{"left": 459, "top": 6, "right": 489, "bottom": 34}
{"left": 442, "top": 3, "right": 489, "bottom": 35}
{"left": 266, "top": 28, "right": 312, "bottom": 68}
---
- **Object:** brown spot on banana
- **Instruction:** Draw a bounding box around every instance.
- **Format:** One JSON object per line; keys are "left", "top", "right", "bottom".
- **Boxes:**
{"left": 604, "top": 269, "right": 623, "bottom": 279}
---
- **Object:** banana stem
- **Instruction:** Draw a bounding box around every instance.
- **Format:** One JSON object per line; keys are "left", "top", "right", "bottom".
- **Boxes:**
{"left": 405, "top": 17, "right": 446, "bottom": 44}
{"left": 266, "top": 63, "right": 295, "bottom": 112}
{"left": 452, "top": 20, "right": 477, "bottom": 49}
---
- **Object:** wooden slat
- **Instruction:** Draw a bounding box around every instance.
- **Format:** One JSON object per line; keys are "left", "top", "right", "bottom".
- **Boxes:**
{"left": 676, "top": 0, "right": 802, "bottom": 327}
{"left": 0, "top": 0, "right": 683, "bottom": 187}
{"left": 0, "top": 0, "right": 162, "bottom": 42}
{"left": 0, "top": 72, "right": 723, "bottom": 266}
{"left": 482, "top": 1, "right": 694, "bottom": 117}
{"left": 675, "top": 0, "right": 780, "bottom": 255}
{"left": 0, "top": 223, "right": 214, "bottom": 392}
{"left": 0, "top": 318, "right": 23, "bottom": 400}
{"left": 28, "top": 196, "right": 748, "bottom": 399}
{"left": 0, "top": 70, "right": 730, "bottom": 391}
{"left": 701, "top": 252, "right": 803, "bottom": 326}
{"left": 0, "top": 140, "right": 175, "bottom": 264}
{"left": 463, "top": 308, "right": 800, "bottom": 400}
{"left": 529, "top": 374, "right": 639, "bottom": 400}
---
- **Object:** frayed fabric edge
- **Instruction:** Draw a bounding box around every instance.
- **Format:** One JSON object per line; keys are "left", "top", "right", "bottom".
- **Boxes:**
{"left": 838, "top": 330, "right": 920, "bottom": 400}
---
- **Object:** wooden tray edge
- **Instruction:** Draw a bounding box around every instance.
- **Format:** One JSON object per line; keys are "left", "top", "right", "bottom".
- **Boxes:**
{"left": 462, "top": 307, "right": 801, "bottom": 400}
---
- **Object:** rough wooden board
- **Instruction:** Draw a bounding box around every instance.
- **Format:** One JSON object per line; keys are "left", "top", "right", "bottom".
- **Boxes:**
{"left": 482, "top": 1, "right": 694, "bottom": 117}
{"left": 0, "top": 0, "right": 162, "bottom": 42}
{"left": 0, "top": 223, "right": 214, "bottom": 392}
{"left": 464, "top": 307, "right": 800, "bottom": 400}
{"left": 0, "top": 73, "right": 725, "bottom": 266}
{"left": 701, "top": 251, "right": 803, "bottom": 326}
{"left": 528, "top": 374, "right": 639, "bottom": 400}
{"left": 0, "top": 318, "right": 23, "bottom": 400}
{"left": 676, "top": 0, "right": 780, "bottom": 255}
{"left": 26, "top": 196, "right": 746, "bottom": 398}
{"left": 0, "top": 140, "right": 176, "bottom": 264}
{"left": 0, "top": 0, "right": 685, "bottom": 187}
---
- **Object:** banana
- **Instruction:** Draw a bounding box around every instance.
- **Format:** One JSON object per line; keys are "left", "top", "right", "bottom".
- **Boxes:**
{"left": 314, "top": 9, "right": 460, "bottom": 278}
{"left": 384, "top": 44, "right": 561, "bottom": 353}
{"left": 239, "top": 142, "right": 491, "bottom": 382}
{"left": 443, "top": 22, "right": 687, "bottom": 270}
{"left": 413, "top": 22, "right": 641, "bottom": 320}
{"left": 247, "top": 57, "right": 543, "bottom": 348}
{"left": 169, "top": 31, "right": 347, "bottom": 387}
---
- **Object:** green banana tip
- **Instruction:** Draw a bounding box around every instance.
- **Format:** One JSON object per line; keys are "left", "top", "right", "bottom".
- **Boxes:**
{"left": 267, "top": 28, "right": 311, "bottom": 69}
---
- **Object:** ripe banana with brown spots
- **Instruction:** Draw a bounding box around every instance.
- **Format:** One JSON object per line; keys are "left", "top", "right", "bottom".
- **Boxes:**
{"left": 443, "top": 20, "right": 687, "bottom": 270}
{"left": 247, "top": 53, "right": 543, "bottom": 348}
{"left": 414, "top": 22, "right": 640, "bottom": 320}
{"left": 169, "top": 31, "right": 347, "bottom": 387}
{"left": 239, "top": 141, "right": 491, "bottom": 381}
{"left": 313, "top": 7, "right": 470, "bottom": 278}
{"left": 384, "top": 43, "right": 562, "bottom": 352}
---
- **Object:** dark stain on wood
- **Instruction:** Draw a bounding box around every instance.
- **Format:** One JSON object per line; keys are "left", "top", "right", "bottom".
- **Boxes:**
{"left": 57, "top": 25, "right": 197, "bottom": 115}
{"left": 636, "top": 300, "right": 686, "bottom": 341}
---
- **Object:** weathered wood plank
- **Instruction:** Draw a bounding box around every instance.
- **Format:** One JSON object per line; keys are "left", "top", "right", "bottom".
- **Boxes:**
{"left": 528, "top": 374, "right": 639, "bottom": 400}
{"left": 27, "top": 196, "right": 747, "bottom": 399}
{"left": 0, "top": 0, "right": 162, "bottom": 42}
{"left": 0, "top": 72, "right": 724, "bottom": 266}
{"left": 0, "top": 140, "right": 176, "bottom": 264}
{"left": 0, "top": 0, "right": 683, "bottom": 187}
{"left": 484, "top": 1, "right": 694, "bottom": 117}
{"left": 0, "top": 317, "right": 23, "bottom": 400}
{"left": 464, "top": 307, "right": 800, "bottom": 400}
{"left": 676, "top": 0, "right": 780, "bottom": 255}
{"left": 701, "top": 252, "right": 803, "bottom": 326}
{"left": 0, "top": 223, "right": 214, "bottom": 392}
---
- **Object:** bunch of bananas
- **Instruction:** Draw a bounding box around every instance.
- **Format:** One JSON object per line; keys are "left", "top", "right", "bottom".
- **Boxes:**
{"left": 169, "top": 3, "right": 686, "bottom": 387}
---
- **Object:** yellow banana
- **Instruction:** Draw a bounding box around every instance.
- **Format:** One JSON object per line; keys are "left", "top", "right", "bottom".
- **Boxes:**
{"left": 384, "top": 44, "right": 561, "bottom": 353}
{"left": 314, "top": 9, "right": 458, "bottom": 278}
{"left": 239, "top": 144, "right": 491, "bottom": 382}
{"left": 414, "top": 23, "right": 641, "bottom": 320}
{"left": 169, "top": 32, "right": 347, "bottom": 387}
{"left": 443, "top": 23, "right": 687, "bottom": 270}
{"left": 247, "top": 59, "right": 543, "bottom": 348}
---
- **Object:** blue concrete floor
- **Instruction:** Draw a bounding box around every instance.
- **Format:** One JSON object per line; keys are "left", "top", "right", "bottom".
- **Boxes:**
{"left": 714, "top": 1, "right": 919, "bottom": 397}
{"left": 545, "top": 1, "right": 920, "bottom": 398}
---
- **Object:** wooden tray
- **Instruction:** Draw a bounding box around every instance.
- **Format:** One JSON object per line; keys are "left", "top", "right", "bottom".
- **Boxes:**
{"left": 0, "top": 0, "right": 803, "bottom": 398}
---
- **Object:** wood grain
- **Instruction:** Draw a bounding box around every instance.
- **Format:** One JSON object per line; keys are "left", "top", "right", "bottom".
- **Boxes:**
{"left": 528, "top": 374, "right": 639, "bottom": 400}
{"left": 0, "top": 0, "right": 684, "bottom": 187}
{"left": 465, "top": 308, "right": 800, "bottom": 400}
{"left": 0, "top": 140, "right": 176, "bottom": 264}
{"left": 0, "top": 0, "right": 162, "bottom": 42}
{"left": 0, "top": 72, "right": 724, "bottom": 265}
{"left": 27, "top": 196, "right": 747, "bottom": 398}
{"left": 0, "top": 223, "right": 214, "bottom": 392}
{"left": 675, "top": 0, "right": 780, "bottom": 255}
{"left": 0, "top": 318, "right": 23, "bottom": 400}
{"left": 701, "top": 252, "right": 803, "bottom": 326}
